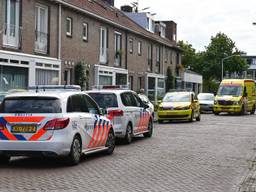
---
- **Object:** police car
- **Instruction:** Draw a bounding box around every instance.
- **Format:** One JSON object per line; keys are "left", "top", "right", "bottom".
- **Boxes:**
{"left": 0, "top": 86, "right": 115, "bottom": 165}
{"left": 87, "top": 86, "right": 153, "bottom": 144}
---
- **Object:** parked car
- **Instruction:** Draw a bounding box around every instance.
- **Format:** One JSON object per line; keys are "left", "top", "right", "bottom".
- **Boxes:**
{"left": 87, "top": 87, "right": 153, "bottom": 144}
{"left": 198, "top": 93, "right": 214, "bottom": 112}
{"left": 0, "top": 86, "right": 115, "bottom": 165}
{"left": 213, "top": 79, "right": 256, "bottom": 115}
{"left": 157, "top": 91, "right": 201, "bottom": 123}
{"left": 0, "top": 92, "right": 7, "bottom": 105}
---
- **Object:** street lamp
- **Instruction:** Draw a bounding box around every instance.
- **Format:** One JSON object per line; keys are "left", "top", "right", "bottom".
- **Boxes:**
{"left": 221, "top": 54, "right": 240, "bottom": 80}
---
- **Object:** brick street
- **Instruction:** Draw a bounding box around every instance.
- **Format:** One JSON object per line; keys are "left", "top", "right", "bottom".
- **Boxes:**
{"left": 0, "top": 114, "right": 256, "bottom": 192}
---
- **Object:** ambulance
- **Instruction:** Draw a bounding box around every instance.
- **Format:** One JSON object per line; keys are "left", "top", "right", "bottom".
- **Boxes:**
{"left": 213, "top": 79, "right": 256, "bottom": 115}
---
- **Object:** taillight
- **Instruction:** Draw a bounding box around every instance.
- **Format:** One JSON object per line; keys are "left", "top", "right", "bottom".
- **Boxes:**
{"left": 108, "top": 110, "right": 124, "bottom": 117}
{"left": 43, "top": 118, "right": 70, "bottom": 130}
{"left": 0, "top": 123, "right": 5, "bottom": 130}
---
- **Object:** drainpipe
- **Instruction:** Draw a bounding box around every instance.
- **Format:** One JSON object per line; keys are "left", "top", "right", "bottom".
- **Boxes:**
{"left": 58, "top": 4, "right": 62, "bottom": 85}
{"left": 125, "top": 30, "right": 128, "bottom": 70}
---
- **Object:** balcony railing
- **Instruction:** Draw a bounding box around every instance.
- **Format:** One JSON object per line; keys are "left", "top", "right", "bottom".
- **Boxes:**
{"left": 3, "top": 23, "right": 22, "bottom": 48}
{"left": 35, "top": 31, "right": 49, "bottom": 54}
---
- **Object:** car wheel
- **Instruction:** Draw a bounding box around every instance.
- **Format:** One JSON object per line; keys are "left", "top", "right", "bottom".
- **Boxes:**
{"left": 124, "top": 124, "right": 133, "bottom": 144}
{"left": 189, "top": 110, "right": 194, "bottom": 122}
{"left": 158, "top": 120, "right": 163, "bottom": 124}
{"left": 196, "top": 113, "right": 201, "bottom": 121}
{"left": 251, "top": 105, "right": 255, "bottom": 115}
{"left": 66, "top": 135, "right": 82, "bottom": 166}
{"left": 0, "top": 155, "right": 10, "bottom": 164}
{"left": 213, "top": 111, "right": 219, "bottom": 115}
{"left": 143, "top": 119, "right": 153, "bottom": 138}
{"left": 105, "top": 129, "right": 115, "bottom": 155}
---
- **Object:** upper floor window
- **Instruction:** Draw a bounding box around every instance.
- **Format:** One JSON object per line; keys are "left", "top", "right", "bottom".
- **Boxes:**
{"left": 99, "top": 27, "right": 108, "bottom": 64}
{"left": 114, "top": 32, "right": 122, "bottom": 66}
{"left": 147, "top": 44, "right": 152, "bottom": 72}
{"left": 3, "top": 0, "right": 21, "bottom": 48}
{"left": 176, "top": 53, "right": 180, "bottom": 65}
{"left": 156, "top": 46, "right": 161, "bottom": 73}
{"left": 82, "top": 22, "right": 88, "bottom": 41}
{"left": 66, "top": 17, "right": 72, "bottom": 37}
{"left": 138, "top": 41, "right": 142, "bottom": 56}
{"left": 35, "top": 4, "right": 48, "bottom": 54}
{"left": 129, "top": 38, "right": 133, "bottom": 54}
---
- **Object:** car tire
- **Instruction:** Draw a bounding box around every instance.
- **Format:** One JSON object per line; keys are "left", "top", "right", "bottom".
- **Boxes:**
{"left": 143, "top": 119, "right": 153, "bottom": 138}
{"left": 0, "top": 155, "right": 10, "bottom": 164}
{"left": 124, "top": 124, "right": 133, "bottom": 144}
{"left": 189, "top": 110, "right": 194, "bottom": 122}
{"left": 213, "top": 111, "right": 219, "bottom": 115}
{"left": 251, "top": 105, "right": 255, "bottom": 115}
{"left": 66, "top": 135, "right": 82, "bottom": 166}
{"left": 196, "top": 113, "right": 201, "bottom": 121}
{"left": 104, "top": 129, "right": 115, "bottom": 155}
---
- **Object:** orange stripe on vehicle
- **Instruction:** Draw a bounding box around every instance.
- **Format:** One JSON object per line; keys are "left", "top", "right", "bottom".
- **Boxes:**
{"left": 96, "top": 122, "right": 105, "bottom": 147}
{"left": 1, "top": 129, "right": 18, "bottom": 140}
{"left": 101, "top": 122, "right": 107, "bottom": 146}
{"left": 102, "top": 124, "right": 110, "bottom": 145}
{"left": 93, "top": 121, "right": 103, "bottom": 147}
{"left": 29, "top": 128, "right": 46, "bottom": 141}
{"left": 4, "top": 116, "right": 45, "bottom": 123}
{"left": 88, "top": 121, "right": 99, "bottom": 148}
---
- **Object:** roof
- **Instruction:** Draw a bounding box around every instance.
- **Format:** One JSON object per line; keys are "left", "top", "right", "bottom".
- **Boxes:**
{"left": 5, "top": 91, "right": 85, "bottom": 100}
{"left": 55, "top": 0, "right": 182, "bottom": 51}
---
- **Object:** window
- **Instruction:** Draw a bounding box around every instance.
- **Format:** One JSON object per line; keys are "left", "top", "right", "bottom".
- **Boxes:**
{"left": 121, "top": 92, "right": 137, "bottom": 107}
{"left": 129, "top": 76, "right": 134, "bottom": 90}
{"left": 66, "top": 17, "right": 72, "bottom": 37}
{"left": 176, "top": 53, "right": 180, "bottom": 65}
{"left": 3, "top": 0, "right": 20, "bottom": 48}
{"left": 67, "top": 95, "right": 87, "bottom": 113}
{"left": 82, "top": 22, "right": 88, "bottom": 41}
{"left": 83, "top": 95, "right": 100, "bottom": 115}
{"left": 35, "top": 4, "right": 48, "bottom": 53}
{"left": 138, "top": 77, "right": 143, "bottom": 90}
{"left": 114, "top": 32, "right": 122, "bottom": 66}
{"left": 156, "top": 46, "right": 161, "bottom": 73}
{"left": 147, "top": 44, "right": 152, "bottom": 71}
{"left": 116, "top": 73, "right": 127, "bottom": 86}
{"left": 129, "top": 38, "right": 133, "bottom": 54}
{"left": 88, "top": 93, "right": 118, "bottom": 110}
{"left": 100, "top": 27, "right": 108, "bottom": 64}
{"left": 1, "top": 97, "right": 61, "bottom": 113}
{"left": 138, "top": 41, "right": 142, "bottom": 56}
{"left": 36, "top": 69, "right": 59, "bottom": 85}
{"left": 99, "top": 75, "right": 112, "bottom": 85}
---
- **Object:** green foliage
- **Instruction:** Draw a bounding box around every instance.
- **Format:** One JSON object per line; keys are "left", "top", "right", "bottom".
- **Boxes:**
{"left": 166, "top": 66, "right": 175, "bottom": 92}
{"left": 178, "top": 32, "right": 249, "bottom": 92}
{"left": 74, "top": 61, "right": 86, "bottom": 90}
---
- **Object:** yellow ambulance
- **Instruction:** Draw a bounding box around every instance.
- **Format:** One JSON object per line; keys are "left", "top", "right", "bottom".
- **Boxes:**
{"left": 213, "top": 79, "right": 256, "bottom": 115}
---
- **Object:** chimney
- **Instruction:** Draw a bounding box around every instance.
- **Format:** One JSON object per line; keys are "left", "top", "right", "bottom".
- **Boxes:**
{"left": 121, "top": 5, "right": 133, "bottom": 12}
{"left": 163, "top": 21, "right": 177, "bottom": 43}
{"left": 102, "top": 0, "right": 114, "bottom": 6}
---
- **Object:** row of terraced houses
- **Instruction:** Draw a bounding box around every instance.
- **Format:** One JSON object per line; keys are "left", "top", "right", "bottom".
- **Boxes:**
{"left": 0, "top": 0, "right": 202, "bottom": 102}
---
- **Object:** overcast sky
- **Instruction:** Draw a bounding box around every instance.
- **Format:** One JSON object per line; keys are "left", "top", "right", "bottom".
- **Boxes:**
{"left": 115, "top": 0, "right": 256, "bottom": 55}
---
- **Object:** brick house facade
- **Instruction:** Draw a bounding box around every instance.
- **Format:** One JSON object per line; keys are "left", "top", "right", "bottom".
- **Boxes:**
{"left": 0, "top": 0, "right": 182, "bottom": 102}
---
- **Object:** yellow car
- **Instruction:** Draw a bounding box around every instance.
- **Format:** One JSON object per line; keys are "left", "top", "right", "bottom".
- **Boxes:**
{"left": 157, "top": 92, "right": 201, "bottom": 123}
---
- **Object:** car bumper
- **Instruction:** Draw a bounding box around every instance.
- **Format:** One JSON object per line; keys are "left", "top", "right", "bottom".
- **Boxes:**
{"left": 213, "top": 105, "right": 242, "bottom": 113}
{"left": 158, "top": 109, "right": 192, "bottom": 120}
{"left": 0, "top": 135, "right": 72, "bottom": 157}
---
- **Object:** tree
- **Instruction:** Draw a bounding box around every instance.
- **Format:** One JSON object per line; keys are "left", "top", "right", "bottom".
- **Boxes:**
{"left": 74, "top": 61, "right": 86, "bottom": 90}
{"left": 177, "top": 40, "right": 198, "bottom": 68}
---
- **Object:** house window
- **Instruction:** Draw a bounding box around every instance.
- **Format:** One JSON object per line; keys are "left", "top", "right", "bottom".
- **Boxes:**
{"left": 3, "top": 0, "right": 20, "bottom": 48}
{"left": 129, "top": 76, "right": 133, "bottom": 90}
{"left": 66, "top": 17, "right": 72, "bottom": 37}
{"left": 138, "top": 41, "right": 142, "bottom": 56}
{"left": 147, "top": 44, "right": 152, "bottom": 71}
{"left": 156, "top": 46, "right": 161, "bottom": 73}
{"left": 35, "top": 4, "right": 48, "bottom": 54}
{"left": 114, "top": 32, "right": 122, "bottom": 66}
{"left": 82, "top": 22, "right": 88, "bottom": 41}
{"left": 129, "top": 38, "right": 133, "bottom": 54}
{"left": 99, "top": 27, "right": 108, "bottom": 64}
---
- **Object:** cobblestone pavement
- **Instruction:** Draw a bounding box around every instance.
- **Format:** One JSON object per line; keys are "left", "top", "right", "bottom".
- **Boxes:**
{"left": 1, "top": 114, "right": 256, "bottom": 192}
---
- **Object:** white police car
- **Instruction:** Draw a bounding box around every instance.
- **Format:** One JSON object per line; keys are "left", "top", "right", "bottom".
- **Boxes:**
{"left": 0, "top": 86, "right": 115, "bottom": 165}
{"left": 87, "top": 86, "right": 153, "bottom": 144}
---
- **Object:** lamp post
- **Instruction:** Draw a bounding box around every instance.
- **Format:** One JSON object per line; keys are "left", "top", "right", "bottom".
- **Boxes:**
{"left": 221, "top": 55, "right": 240, "bottom": 80}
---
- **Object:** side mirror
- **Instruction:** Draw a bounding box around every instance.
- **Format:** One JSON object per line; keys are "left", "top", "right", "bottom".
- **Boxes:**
{"left": 99, "top": 108, "right": 107, "bottom": 115}
{"left": 144, "top": 103, "right": 150, "bottom": 109}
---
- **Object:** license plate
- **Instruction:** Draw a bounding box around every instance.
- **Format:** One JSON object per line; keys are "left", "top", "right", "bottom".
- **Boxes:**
{"left": 11, "top": 125, "right": 37, "bottom": 133}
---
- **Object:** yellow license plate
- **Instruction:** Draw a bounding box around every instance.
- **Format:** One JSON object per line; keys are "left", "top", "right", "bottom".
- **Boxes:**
{"left": 11, "top": 125, "right": 37, "bottom": 133}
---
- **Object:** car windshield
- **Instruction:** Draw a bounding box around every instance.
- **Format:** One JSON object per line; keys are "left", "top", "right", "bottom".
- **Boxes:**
{"left": 88, "top": 93, "right": 118, "bottom": 109}
{"left": 1, "top": 97, "right": 62, "bottom": 113}
{"left": 198, "top": 94, "right": 214, "bottom": 101}
{"left": 217, "top": 85, "right": 243, "bottom": 97}
{"left": 163, "top": 93, "right": 191, "bottom": 102}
